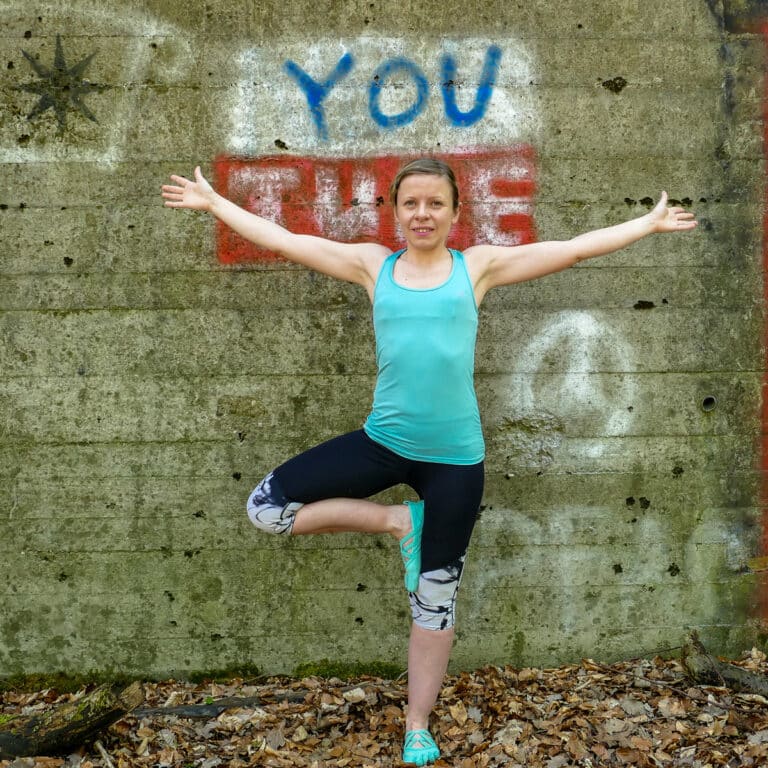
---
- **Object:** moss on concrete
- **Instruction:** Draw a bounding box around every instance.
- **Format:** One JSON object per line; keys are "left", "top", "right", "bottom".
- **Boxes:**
{"left": 293, "top": 659, "right": 404, "bottom": 680}
{"left": 185, "top": 664, "right": 263, "bottom": 684}
{"left": 0, "top": 672, "right": 133, "bottom": 694}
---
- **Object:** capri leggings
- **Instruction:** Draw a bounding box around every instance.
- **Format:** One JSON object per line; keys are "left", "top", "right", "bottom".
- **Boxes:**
{"left": 246, "top": 429, "right": 484, "bottom": 631}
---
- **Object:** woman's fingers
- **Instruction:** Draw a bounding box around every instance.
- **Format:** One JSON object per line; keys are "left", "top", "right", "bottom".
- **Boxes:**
{"left": 667, "top": 209, "right": 697, "bottom": 230}
{"left": 161, "top": 185, "right": 191, "bottom": 209}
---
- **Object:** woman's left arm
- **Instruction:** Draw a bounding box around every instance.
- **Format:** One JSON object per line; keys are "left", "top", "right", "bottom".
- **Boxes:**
{"left": 469, "top": 192, "right": 697, "bottom": 300}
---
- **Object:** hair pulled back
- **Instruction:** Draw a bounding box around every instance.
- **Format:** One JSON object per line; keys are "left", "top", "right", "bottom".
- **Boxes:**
{"left": 389, "top": 158, "right": 460, "bottom": 211}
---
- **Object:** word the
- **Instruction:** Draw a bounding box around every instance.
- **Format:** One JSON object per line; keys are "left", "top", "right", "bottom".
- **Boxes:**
{"left": 214, "top": 148, "right": 536, "bottom": 264}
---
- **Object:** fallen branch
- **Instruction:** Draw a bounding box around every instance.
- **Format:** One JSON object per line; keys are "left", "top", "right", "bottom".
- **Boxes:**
{"left": 682, "top": 632, "right": 768, "bottom": 696}
{"left": 133, "top": 695, "right": 265, "bottom": 720}
{"left": 0, "top": 681, "right": 143, "bottom": 759}
{"left": 131, "top": 682, "right": 403, "bottom": 720}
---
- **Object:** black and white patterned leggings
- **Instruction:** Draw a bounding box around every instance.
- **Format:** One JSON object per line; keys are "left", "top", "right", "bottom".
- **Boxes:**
{"left": 247, "top": 430, "right": 484, "bottom": 631}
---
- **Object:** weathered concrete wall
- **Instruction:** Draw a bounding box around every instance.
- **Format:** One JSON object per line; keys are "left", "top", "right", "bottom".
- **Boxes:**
{"left": 0, "top": 0, "right": 765, "bottom": 678}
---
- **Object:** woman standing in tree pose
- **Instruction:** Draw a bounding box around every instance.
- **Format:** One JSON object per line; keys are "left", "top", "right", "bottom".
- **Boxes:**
{"left": 162, "top": 159, "right": 696, "bottom": 766}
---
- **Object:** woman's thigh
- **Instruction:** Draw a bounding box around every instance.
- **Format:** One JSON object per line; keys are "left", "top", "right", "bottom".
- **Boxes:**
{"left": 273, "top": 429, "right": 410, "bottom": 503}
{"left": 413, "top": 461, "right": 484, "bottom": 572}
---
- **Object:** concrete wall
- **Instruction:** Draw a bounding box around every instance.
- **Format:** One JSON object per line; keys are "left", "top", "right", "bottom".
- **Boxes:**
{"left": 0, "top": 0, "right": 765, "bottom": 678}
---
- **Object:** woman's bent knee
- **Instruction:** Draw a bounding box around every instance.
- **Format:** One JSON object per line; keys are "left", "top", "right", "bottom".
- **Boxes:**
{"left": 409, "top": 555, "right": 466, "bottom": 631}
{"left": 246, "top": 471, "right": 303, "bottom": 535}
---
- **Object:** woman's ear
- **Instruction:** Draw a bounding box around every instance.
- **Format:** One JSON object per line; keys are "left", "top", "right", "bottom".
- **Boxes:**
{"left": 452, "top": 201, "right": 462, "bottom": 224}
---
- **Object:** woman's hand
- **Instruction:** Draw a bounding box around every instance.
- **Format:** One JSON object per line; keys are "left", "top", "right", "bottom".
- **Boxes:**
{"left": 649, "top": 191, "right": 698, "bottom": 233}
{"left": 161, "top": 166, "right": 216, "bottom": 212}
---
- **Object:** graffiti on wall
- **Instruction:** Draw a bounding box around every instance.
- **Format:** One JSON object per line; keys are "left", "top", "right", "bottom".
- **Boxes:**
{"left": 214, "top": 149, "right": 536, "bottom": 263}
{"left": 282, "top": 45, "right": 502, "bottom": 140}
{"left": 5, "top": 13, "right": 639, "bottom": 461}
{"left": 17, "top": 33, "right": 108, "bottom": 130}
{"left": 229, "top": 37, "right": 537, "bottom": 154}
{"left": 2, "top": 3, "right": 195, "bottom": 164}
{"left": 506, "top": 311, "right": 636, "bottom": 461}
{"left": 6, "top": 20, "right": 539, "bottom": 264}
{"left": 218, "top": 38, "right": 537, "bottom": 261}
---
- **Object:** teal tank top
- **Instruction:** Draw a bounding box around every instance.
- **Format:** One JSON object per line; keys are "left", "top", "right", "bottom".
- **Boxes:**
{"left": 363, "top": 249, "right": 485, "bottom": 464}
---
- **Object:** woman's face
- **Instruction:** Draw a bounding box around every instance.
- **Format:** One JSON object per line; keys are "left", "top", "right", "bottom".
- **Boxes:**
{"left": 395, "top": 173, "right": 460, "bottom": 252}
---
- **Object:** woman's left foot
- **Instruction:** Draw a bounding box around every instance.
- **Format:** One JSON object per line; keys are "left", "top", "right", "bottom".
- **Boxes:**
{"left": 403, "top": 728, "right": 440, "bottom": 765}
{"left": 399, "top": 500, "right": 424, "bottom": 592}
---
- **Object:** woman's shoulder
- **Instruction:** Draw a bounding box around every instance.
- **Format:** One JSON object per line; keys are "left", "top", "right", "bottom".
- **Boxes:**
{"left": 375, "top": 248, "right": 404, "bottom": 268}
{"left": 358, "top": 243, "right": 395, "bottom": 271}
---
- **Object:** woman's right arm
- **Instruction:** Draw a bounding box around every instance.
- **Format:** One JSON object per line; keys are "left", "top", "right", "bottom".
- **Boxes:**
{"left": 162, "top": 166, "right": 388, "bottom": 291}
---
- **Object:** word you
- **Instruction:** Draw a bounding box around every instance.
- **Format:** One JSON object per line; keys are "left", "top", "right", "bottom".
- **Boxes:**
{"left": 214, "top": 149, "right": 536, "bottom": 264}
{"left": 284, "top": 46, "right": 502, "bottom": 140}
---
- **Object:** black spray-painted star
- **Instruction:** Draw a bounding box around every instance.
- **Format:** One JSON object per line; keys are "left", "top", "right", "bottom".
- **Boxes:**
{"left": 17, "top": 34, "right": 109, "bottom": 131}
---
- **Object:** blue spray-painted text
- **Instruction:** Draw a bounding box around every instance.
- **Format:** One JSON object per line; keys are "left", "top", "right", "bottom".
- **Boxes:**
{"left": 283, "top": 53, "right": 355, "bottom": 142}
{"left": 283, "top": 45, "right": 502, "bottom": 140}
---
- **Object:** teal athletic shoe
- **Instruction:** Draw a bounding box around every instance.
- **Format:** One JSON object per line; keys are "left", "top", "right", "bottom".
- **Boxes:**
{"left": 402, "top": 729, "right": 440, "bottom": 765}
{"left": 399, "top": 500, "right": 424, "bottom": 593}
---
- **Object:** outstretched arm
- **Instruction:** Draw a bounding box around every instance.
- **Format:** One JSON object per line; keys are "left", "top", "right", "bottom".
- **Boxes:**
{"left": 161, "top": 167, "right": 387, "bottom": 291}
{"left": 468, "top": 192, "right": 697, "bottom": 300}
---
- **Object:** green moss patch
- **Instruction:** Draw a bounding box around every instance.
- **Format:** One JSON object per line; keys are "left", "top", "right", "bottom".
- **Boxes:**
{"left": 293, "top": 659, "right": 403, "bottom": 680}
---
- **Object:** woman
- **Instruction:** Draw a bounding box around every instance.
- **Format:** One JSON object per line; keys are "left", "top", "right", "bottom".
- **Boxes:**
{"left": 162, "top": 158, "right": 696, "bottom": 765}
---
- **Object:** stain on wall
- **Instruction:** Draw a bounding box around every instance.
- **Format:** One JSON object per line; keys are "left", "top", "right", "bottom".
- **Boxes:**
{"left": 760, "top": 17, "right": 768, "bottom": 625}
{"left": 708, "top": 0, "right": 768, "bottom": 629}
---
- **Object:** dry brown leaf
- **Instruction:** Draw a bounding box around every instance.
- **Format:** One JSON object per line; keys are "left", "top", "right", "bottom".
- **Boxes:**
{"left": 265, "top": 726, "right": 286, "bottom": 749}
{"left": 467, "top": 729, "right": 486, "bottom": 746}
{"left": 518, "top": 668, "right": 540, "bottom": 682}
{"left": 619, "top": 696, "right": 647, "bottom": 717}
{"left": 657, "top": 696, "right": 687, "bottom": 718}
{"left": 565, "top": 734, "right": 589, "bottom": 760}
{"left": 630, "top": 735, "right": 653, "bottom": 750}
{"left": 603, "top": 717, "right": 629, "bottom": 733}
{"left": 449, "top": 700, "right": 468, "bottom": 726}
{"left": 592, "top": 742, "right": 610, "bottom": 760}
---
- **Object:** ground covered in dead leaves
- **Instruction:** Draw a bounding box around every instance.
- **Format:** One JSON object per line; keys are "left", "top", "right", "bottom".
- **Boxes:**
{"left": 3, "top": 650, "right": 768, "bottom": 767}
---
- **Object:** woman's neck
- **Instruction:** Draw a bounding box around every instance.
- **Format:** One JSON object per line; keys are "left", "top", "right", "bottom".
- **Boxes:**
{"left": 400, "top": 246, "right": 451, "bottom": 265}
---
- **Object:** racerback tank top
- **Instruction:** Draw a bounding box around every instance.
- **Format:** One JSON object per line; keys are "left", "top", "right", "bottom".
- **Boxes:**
{"left": 363, "top": 249, "right": 485, "bottom": 464}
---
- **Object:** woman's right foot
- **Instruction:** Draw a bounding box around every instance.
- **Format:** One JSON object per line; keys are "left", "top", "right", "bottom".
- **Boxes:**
{"left": 399, "top": 500, "right": 424, "bottom": 592}
{"left": 403, "top": 728, "right": 440, "bottom": 765}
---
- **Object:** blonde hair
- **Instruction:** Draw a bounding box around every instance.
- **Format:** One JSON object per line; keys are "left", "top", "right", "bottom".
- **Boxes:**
{"left": 389, "top": 158, "right": 459, "bottom": 210}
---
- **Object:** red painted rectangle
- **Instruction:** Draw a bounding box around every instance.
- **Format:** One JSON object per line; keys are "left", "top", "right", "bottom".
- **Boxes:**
{"left": 213, "top": 148, "right": 537, "bottom": 264}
